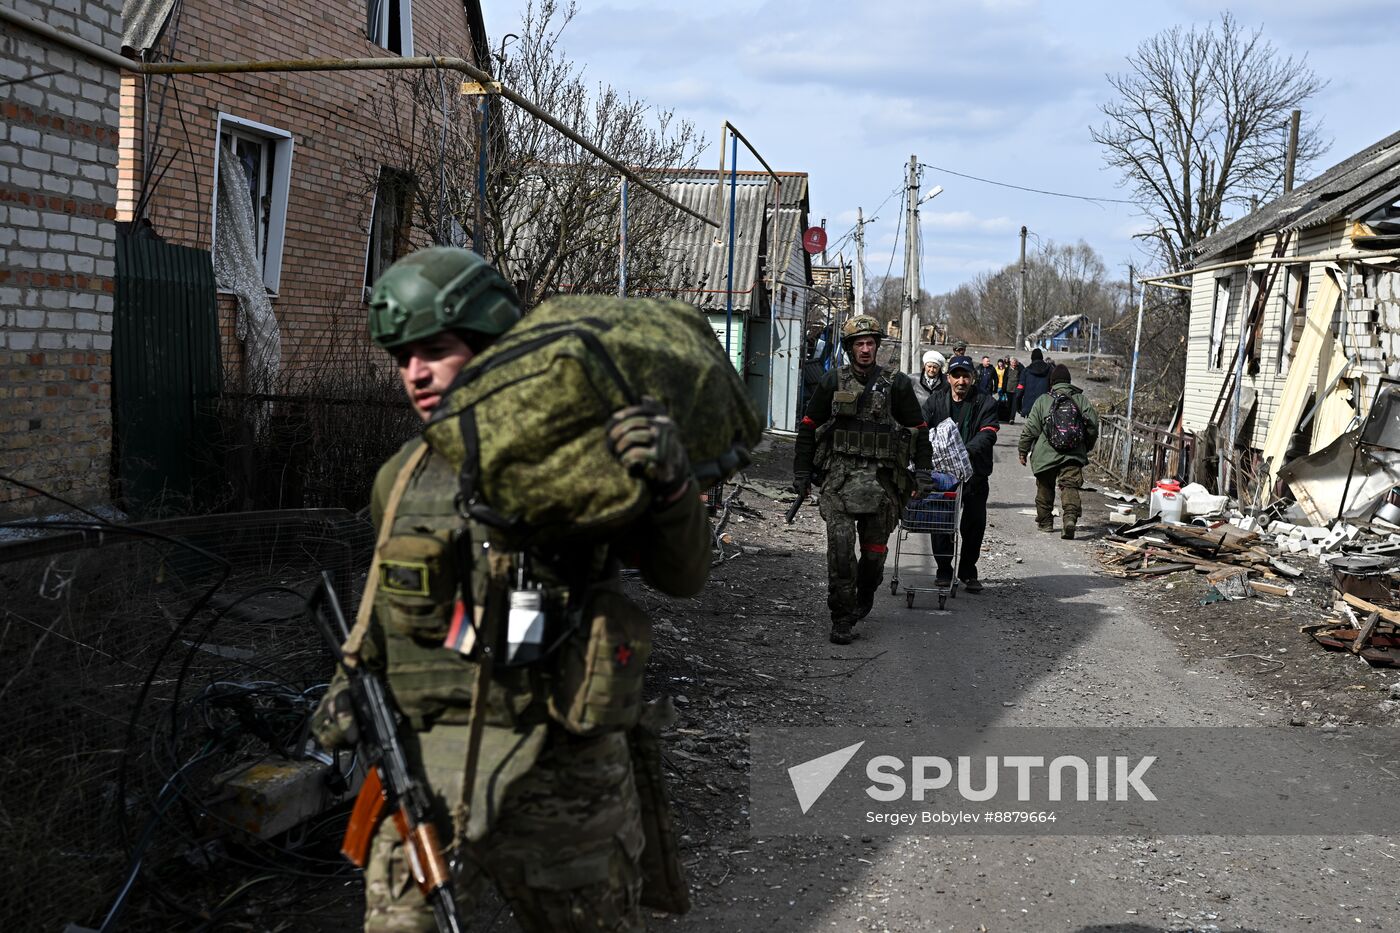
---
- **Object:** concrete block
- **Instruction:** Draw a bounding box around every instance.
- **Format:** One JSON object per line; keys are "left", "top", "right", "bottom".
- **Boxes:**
{"left": 50, "top": 233, "right": 75, "bottom": 251}
{"left": 51, "top": 155, "right": 78, "bottom": 177}
{"left": 93, "top": 334, "right": 112, "bottom": 351}
{"left": 39, "top": 252, "right": 64, "bottom": 271}
{"left": 69, "top": 292, "right": 95, "bottom": 310}
{"left": 16, "top": 309, "right": 43, "bottom": 328}
{"left": 44, "top": 175, "right": 71, "bottom": 195}
{"left": 68, "top": 254, "right": 94, "bottom": 274}
{"left": 17, "top": 229, "right": 46, "bottom": 249}
{"left": 9, "top": 332, "right": 36, "bottom": 351}
{"left": 93, "top": 258, "right": 113, "bottom": 277}
{"left": 96, "top": 295, "right": 113, "bottom": 314}
{"left": 11, "top": 168, "right": 41, "bottom": 189}
{"left": 74, "top": 312, "right": 99, "bottom": 331}
{"left": 46, "top": 310, "right": 74, "bottom": 328}
{"left": 71, "top": 141, "right": 97, "bottom": 162}
{"left": 0, "top": 144, "right": 19, "bottom": 165}
{"left": 40, "top": 212, "right": 69, "bottom": 232}
{"left": 38, "top": 332, "right": 63, "bottom": 350}
{"left": 65, "top": 331, "right": 92, "bottom": 350}
{"left": 10, "top": 127, "right": 40, "bottom": 149}
{"left": 10, "top": 207, "right": 39, "bottom": 227}
{"left": 71, "top": 217, "right": 96, "bottom": 236}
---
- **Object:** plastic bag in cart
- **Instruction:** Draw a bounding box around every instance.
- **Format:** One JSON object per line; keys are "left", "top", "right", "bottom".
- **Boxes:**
{"left": 928, "top": 418, "right": 973, "bottom": 481}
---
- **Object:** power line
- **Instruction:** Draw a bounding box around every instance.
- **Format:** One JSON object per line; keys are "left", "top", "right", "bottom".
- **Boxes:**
{"left": 918, "top": 161, "right": 1141, "bottom": 206}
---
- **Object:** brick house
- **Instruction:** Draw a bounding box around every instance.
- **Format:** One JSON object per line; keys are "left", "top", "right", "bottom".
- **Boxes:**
{"left": 119, "top": 0, "right": 490, "bottom": 379}
{"left": 0, "top": 1, "right": 124, "bottom": 517}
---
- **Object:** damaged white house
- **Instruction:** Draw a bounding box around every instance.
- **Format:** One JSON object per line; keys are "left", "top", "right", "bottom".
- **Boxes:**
{"left": 1180, "top": 129, "right": 1400, "bottom": 520}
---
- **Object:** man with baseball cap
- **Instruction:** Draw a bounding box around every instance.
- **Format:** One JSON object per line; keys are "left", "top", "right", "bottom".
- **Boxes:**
{"left": 921, "top": 354, "right": 998, "bottom": 591}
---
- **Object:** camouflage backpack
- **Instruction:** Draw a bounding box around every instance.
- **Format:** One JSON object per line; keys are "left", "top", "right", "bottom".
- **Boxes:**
{"left": 423, "top": 295, "right": 761, "bottom": 543}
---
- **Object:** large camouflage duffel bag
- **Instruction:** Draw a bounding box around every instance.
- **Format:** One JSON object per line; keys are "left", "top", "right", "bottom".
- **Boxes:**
{"left": 422, "top": 295, "right": 760, "bottom": 542}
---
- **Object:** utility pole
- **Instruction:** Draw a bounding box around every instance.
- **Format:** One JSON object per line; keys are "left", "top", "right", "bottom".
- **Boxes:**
{"left": 820, "top": 217, "right": 829, "bottom": 264}
{"left": 854, "top": 207, "right": 867, "bottom": 316}
{"left": 900, "top": 155, "right": 920, "bottom": 373}
{"left": 1284, "top": 109, "right": 1301, "bottom": 193}
{"left": 1016, "top": 225, "right": 1027, "bottom": 352}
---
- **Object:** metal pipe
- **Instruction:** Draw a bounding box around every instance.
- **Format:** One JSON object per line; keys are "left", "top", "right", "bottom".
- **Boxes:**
{"left": 1123, "top": 288, "right": 1147, "bottom": 479}
{"left": 724, "top": 132, "right": 739, "bottom": 367}
{"left": 617, "top": 177, "right": 628, "bottom": 297}
{"left": 0, "top": 6, "right": 135, "bottom": 71}
{"left": 138, "top": 54, "right": 718, "bottom": 229}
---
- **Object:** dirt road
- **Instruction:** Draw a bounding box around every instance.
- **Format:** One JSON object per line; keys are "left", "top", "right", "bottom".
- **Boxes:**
{"left": 650, "top": 422, "right": 1399, "bottom": 933}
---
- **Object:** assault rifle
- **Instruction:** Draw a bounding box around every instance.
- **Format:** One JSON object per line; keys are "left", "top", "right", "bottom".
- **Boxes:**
{"left": 785, "top": 484, "right": 809, "bottom": 524}
{"left": 312, "top": 571, "right": 464, "bottom": 933}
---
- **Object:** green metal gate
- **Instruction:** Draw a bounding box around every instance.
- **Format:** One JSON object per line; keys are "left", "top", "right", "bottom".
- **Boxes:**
{"left": 113, "top": 233, "right": 221, "bottom": 514}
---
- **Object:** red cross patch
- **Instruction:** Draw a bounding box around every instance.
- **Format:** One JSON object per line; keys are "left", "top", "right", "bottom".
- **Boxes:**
{"left": 614, "top": 643, "right": 633, "bottom": 667}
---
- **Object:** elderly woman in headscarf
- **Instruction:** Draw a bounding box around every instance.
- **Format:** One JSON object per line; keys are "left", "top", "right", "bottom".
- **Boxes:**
{"left": 913, "top": 349, "right": 947, "bottom": 418}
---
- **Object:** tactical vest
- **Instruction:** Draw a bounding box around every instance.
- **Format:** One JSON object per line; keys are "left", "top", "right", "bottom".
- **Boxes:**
{"left": 826, "top": 366, "right": 908, "bottom": 467}
{"left": 369, "top": 442, "right": 649, "bottom": 736}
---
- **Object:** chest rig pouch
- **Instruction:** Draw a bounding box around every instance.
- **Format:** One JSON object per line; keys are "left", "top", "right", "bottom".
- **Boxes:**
{"left": 829, "top": 367, "right": 904, "bottom": 467}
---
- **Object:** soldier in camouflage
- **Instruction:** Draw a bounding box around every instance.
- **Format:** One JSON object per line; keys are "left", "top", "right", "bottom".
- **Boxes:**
{"left": 312, "top": 247, "right": 710, "bottom": 932}
{"left": 792, "top": 315, "right": 933, "bottom": 644}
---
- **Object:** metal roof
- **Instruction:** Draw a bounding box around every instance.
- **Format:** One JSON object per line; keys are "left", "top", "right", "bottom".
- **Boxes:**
{"left": 122, "top": 0, "right": 179, "bottom": 54}
{"left": 1190, "top": 129, "right": 1400, "bottom": 264}
{"left": 1027, "top": 313, "right": 1088, "bottom": 341}
{"left": 647, "top": 170, "right": 809, "bottom": 312}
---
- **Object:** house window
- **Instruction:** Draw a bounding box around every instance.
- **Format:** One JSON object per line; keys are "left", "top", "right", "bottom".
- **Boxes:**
{"left": 1277, "top": 265, "right": 1309, "bottom": 375}
{"left": 367, "top": 0, "right": 413, "bottom": 55}
{"left": 365, "top": 167, "right": 416, "bottom": 290}
{"left": 212, "top": 115, "right": 293, "bottom": 293}
{"left": 1209, "top": 274, "right": 1234, "bottom": 371}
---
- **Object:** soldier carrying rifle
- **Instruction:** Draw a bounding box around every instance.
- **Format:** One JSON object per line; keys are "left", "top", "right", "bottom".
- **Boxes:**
{"left": 791, "top": 315, "right": 933, "bottom": 644}
{"left": 311, "top": 247, "right": 728, "bottom": 933}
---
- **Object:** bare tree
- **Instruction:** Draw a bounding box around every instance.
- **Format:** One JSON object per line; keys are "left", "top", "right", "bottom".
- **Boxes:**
{"left": 1093, "top": 12, "right": 1327, "bottom": 271}
{"left": 362, "top": 0, "right": 706, "bottom": 309}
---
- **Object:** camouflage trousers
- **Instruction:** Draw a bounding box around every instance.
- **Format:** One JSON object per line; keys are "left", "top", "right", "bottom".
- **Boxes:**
{"left": 818, "top": 489, "right": 900, "bottom": 625}
{"left": 364, "top": 723, "right": 644, "bottom": 933}
{"left": 1034, "top": 462, "right": 1084, "bottom": 526}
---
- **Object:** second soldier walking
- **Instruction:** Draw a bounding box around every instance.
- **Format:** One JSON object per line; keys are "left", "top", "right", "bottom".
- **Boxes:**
{"left": 792, "top": 315, "right": 932, "bottom": 644}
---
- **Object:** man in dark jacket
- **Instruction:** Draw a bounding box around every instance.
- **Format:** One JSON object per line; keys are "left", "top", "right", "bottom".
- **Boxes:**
{"left": 975, "top": 355, "right": 996, "bottom": 396}
{"left": 1018, "top": 348, "right": 1053, "bottom": 418}
{"left": 922, "top": 354, "right": 998, "bottom": 591}
{"left": 1018, "top": 363, "right": 1100, "bottom": 539}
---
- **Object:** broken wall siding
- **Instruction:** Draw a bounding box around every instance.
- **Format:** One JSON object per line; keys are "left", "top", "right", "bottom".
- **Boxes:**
{"left": 1184, "top": 219, "right": 1400, "bottom": 457}
{"left": 116, "top": 0, "right": 479, "bottom": 382}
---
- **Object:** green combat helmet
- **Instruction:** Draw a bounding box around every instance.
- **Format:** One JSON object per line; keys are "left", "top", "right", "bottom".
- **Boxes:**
{"left": 368, "top": 246, "right": 522, "bottom": 350}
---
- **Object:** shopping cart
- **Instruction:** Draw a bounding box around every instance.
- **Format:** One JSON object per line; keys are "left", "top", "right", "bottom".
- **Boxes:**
{"left": 889, "top": 474, "right": 963, "bottom": 609}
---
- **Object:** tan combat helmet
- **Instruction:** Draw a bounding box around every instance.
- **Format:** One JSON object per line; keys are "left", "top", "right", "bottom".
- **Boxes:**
{"left": 840, "top": 314, "right": 882, "bottom": 351}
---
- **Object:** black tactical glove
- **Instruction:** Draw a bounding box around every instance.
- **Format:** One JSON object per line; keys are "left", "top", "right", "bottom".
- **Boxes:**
{"left": 915, "top": 473, "right": 935, "bottom": 499}
{"left": 310, "top": 678, "right": 358, "bottom": 751}
{"left": 606, "top": 397, "right": 691, "bottom": 501}
{"left": 791, "top": 472, "right": 812, "bottom": 497}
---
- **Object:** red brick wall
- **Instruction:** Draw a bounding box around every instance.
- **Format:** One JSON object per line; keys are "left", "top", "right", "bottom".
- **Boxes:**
{"left": 118, "top": 0, "right": 481, "bottom": 378}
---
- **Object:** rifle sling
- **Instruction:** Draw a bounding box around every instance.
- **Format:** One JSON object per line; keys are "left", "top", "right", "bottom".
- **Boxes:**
{"left": 343, "top": 442, "right": 430, "bottom": 662}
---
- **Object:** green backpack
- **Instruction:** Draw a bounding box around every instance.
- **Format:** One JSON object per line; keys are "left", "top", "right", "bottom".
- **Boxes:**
{"left": 423, "top": 295, "right": 761, "bottom": 543}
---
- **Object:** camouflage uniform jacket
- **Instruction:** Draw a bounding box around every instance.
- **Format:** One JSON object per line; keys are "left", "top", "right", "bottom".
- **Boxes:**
{"left": 794, "top": 364, "right": 932, "bottom": 513}
{"left": 356, "top": 436, "right": 710, "bottom": 837}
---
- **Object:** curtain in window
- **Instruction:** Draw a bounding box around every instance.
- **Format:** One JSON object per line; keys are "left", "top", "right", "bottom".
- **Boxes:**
{"left": 214, "top": 152, "right": 281, "bottom": 391}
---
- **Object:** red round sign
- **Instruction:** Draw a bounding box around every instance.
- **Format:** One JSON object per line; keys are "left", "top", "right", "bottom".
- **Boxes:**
{"left": 803, "top": 227, "right": 828, "bottom": 254}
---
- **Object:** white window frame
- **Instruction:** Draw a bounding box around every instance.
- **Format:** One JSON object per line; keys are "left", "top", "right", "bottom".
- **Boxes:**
{"left": 1209, "top": 273, "right": 1234, "bottom": 371}
{"left": 363, "top": 165, "right": 416, "bottom": 295}
{"left": 210, "top": 113, "right": 293, "bottom": 295}
{"left": 368, "top": 0, "right": 414, "bottom": 56}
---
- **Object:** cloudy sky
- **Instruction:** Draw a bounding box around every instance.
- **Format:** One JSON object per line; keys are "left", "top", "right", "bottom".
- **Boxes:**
{"left": 486, "top": 1, "right": 1397, "bottom": 296}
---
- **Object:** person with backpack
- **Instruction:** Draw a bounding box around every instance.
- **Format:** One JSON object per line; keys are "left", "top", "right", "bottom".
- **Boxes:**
{"left": 312, "top": 247, "right": 717, "bottom": 932}
{"left": 1017, "top": 363, "right": 1100, "bottom": 540}
{"left": 1017, "top": 348, "right": 1053, "bottom": 418}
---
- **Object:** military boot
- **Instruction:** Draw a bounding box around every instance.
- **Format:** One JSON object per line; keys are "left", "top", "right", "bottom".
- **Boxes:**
{"left": 829, "top": 621, "right": 858, "bottom": 645}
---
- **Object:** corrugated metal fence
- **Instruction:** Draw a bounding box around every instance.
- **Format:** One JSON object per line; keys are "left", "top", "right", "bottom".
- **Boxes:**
{"left": 113, "top": 233, "right": 221, "bottom": 514}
